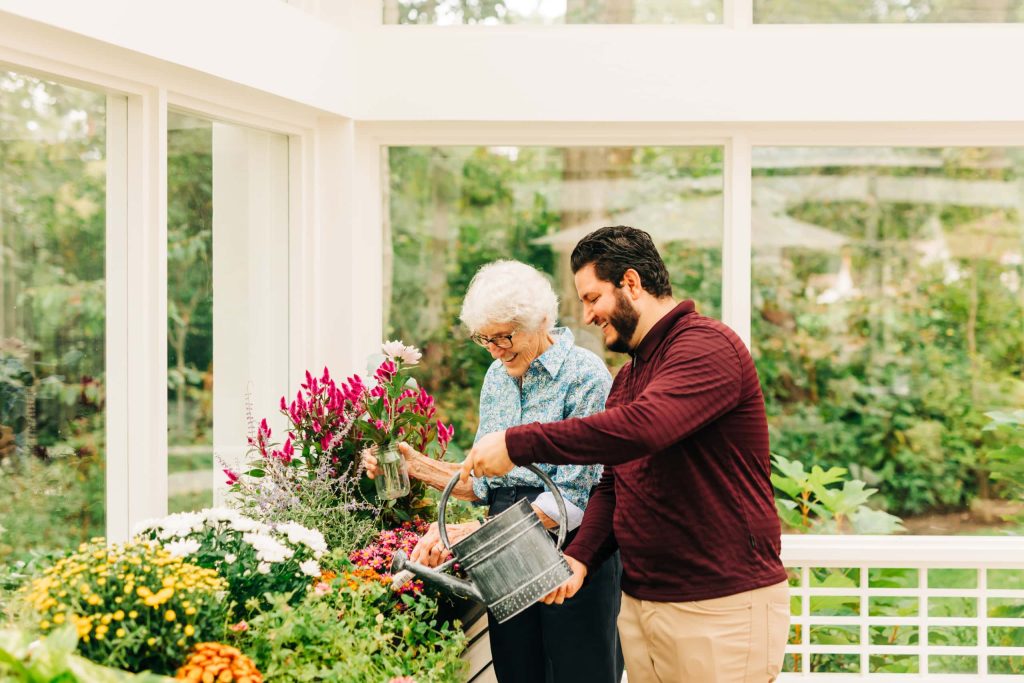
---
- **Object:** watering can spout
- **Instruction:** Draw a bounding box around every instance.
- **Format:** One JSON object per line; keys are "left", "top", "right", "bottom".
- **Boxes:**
{"left": 391, "top": 550, "right": 484, "bottom": 603}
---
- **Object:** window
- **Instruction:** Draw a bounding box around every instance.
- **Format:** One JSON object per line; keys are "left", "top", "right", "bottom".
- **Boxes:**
{"left": 386, "top": 145, "right": 722, "bottom": 454}
{"left": 752, "top": 146, "right": 1024, "bottom": 531}
{"left": 167, "top": 111, "right": 290, "bottom": 513}
{"left": 386, "top": 0, "right": 722, "bottom": 24}
{"left": 754, "top": 0, "right": 1024, "bottom": 23}
{"left": 0, "top": 71, "right": 109, "bottom": 559}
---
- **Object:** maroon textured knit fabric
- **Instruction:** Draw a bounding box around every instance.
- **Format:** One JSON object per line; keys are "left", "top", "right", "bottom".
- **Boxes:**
{"left": 506, "top": 300, "right": 787, "bottom": 602}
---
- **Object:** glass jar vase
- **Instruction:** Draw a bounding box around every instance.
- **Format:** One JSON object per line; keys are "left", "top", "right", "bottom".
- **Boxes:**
{"left": 374, "top": 442, "right": 410, "bottom": 500}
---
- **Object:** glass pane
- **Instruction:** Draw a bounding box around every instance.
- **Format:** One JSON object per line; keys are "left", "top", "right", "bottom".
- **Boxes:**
{"left": 167, "top": 112, "right": 290, "bottom": 514}
{"left": 755, "top": 0, "right": 1024, "bottom": 23}
{"left": 167, "top": 112, "right": 214, "bottom": 514}
{"left": 386, "top": 145, "right": 722, "bottom": 457}
{"left": 386, "top": 0, "right": 722, "bottom": 24}
{"left": 753, "top": 147, "right": 1024, "bottom": 535}
{"left": 0, "top": 72, "right": 107, "bottom": 561}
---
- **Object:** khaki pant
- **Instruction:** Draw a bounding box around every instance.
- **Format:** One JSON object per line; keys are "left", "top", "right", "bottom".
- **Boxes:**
{"left": 618, "top": 581, "right": 790, "bottom": 683}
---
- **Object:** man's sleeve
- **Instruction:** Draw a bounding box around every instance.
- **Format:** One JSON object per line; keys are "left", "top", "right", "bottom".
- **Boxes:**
{"left": 507, "top": 327, "right": 742, "bottom": 467}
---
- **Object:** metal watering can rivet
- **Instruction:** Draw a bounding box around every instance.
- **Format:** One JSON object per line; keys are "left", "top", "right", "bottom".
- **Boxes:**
{"left": 391, "top": 464, "right": 572, "bottom": 624}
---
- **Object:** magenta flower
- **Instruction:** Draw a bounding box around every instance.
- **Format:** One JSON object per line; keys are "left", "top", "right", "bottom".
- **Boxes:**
{"left": 223, "top": 468, "right": 240, "bottom": 485}
{"left": 374, "top": 360, "right": 397, "bottom": 382}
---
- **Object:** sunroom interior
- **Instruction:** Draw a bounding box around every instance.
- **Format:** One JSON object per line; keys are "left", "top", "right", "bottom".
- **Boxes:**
{"left": 1, "top": 0, "right": 1023, "bottom": 679}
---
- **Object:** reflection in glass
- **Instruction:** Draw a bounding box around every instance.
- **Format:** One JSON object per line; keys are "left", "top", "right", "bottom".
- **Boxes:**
{"left": 387, "top": 0, "right": 722, "bottom": 24}
{"left": 0, "top": 72, "right": 107, "bottom": 560}
{"left": 167, "top": 112, "right": 214, "bottom": 514}
{"left": 386, "top": 145, "right": 722, "bottom": 456}
{"left": 752, "top": 147, "right": 1024, "bottom": 531}
{"left": 166, "top": 112, "right": 290, "bottom": 514}
{"left": 755, "top": 0, "right": 1024, "bottom": 23}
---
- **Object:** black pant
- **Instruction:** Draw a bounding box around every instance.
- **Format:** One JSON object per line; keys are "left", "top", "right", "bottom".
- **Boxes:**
{"left": 487, "top": 486, "right": 624, "bottom": 683}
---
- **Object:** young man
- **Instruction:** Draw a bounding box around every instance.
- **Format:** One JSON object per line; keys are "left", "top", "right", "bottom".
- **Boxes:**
{"left": 461, "top": 226, "right": 790, "bottom": 683}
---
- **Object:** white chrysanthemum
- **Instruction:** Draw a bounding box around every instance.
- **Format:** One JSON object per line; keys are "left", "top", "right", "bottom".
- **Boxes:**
{"left": 398, "top": 345, "right": 422, "bottom": 365}
{"left": 257, "top": 562, "right": 271, "bottom": 575}
{"left": 243, "top": 532, "right": 294, "bottom": 563}
{"left": 230, "top": 516, "right": 268, "bottom": 534}
{"left": 203, "top": 507, "right": 240, "bottom": 524}
{"left": 381, "top": 340, "right": 406, "bottom": 358}
{"left": 164, "top": 539, "right": 201, "bottom": 558}
{"left": 130, "top": 518, "right": 161, "bottom": 537}
{"left": 155, "top": 511, "right": 205, "bottom": 539}
{"left": 276, "top": 521, "right": 328, "bottom": 555}
{"left": 224, "top": 553, "right": 237, "bottom": 564}
{"left": 300, "top": 560, "right": 321, "bottom": 577}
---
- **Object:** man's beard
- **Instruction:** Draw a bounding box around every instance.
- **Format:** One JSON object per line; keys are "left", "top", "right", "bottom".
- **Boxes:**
{"left": 605, "top": 288, "right": 640, "bottom": 353}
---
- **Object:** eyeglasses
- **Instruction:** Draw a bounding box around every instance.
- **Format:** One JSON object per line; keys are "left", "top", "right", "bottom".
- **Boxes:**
{"left": 470, "top": 331, "right": 516, "bottom": 349}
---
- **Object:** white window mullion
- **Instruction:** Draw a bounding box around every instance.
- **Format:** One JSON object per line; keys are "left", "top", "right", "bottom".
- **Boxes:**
{"left": 105, "top": 94, "right": 129, "bottom": 542}
{"left": 722, "top": 134, "right": 753, "bottom": 347}
{"left": 724, "top": 0, "right": 754, "bottom": 28}
{"left": 124, "top": 88, "right": 169, "bottom": 531}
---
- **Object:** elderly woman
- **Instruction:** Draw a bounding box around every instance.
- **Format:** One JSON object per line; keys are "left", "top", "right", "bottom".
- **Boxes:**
{"left": 365, "top": 259, "right": 622, "bottom": 683}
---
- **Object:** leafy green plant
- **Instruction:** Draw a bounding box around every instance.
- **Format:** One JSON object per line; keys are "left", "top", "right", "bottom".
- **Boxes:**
{"left": 984, "top": 409, "right": 1024, "bottom": 522}
{"left": 772, "top": 454, "right": 904, "bottom": 533}
{"left": 242, "top": 564, "right": 467, "bottom": 683}
{"left": 0, "top": 623, "right": 171, "bottom": 682}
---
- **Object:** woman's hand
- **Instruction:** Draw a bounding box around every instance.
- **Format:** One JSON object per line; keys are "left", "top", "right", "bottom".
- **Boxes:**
{"left": 410, "top": 520, "right": 482, "bottom": 567}
{"left": 361, "top": 442, "right": 428, "bottom": 480}
{"left": 532, "top": 504, "right": 559, "bottom": 529}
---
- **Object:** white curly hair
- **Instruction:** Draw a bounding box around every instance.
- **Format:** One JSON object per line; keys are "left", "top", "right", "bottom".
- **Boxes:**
{"left": 460, "top": 260, "right": 559, "bottom": 334}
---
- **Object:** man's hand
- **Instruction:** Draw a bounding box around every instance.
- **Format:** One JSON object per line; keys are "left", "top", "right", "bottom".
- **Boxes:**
{"left": 540, "top": 554, "right": 587, "bottom": 605}
{"left": 410, "top": 521, "right": 481, "bottom": 567}
{"left": 459, "top": 430, "right": 514, "bottom": 483}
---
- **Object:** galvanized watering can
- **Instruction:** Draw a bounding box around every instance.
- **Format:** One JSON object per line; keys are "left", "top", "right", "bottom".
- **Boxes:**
{"left": 391, "top": 464, "right": 572, "bottom": 623}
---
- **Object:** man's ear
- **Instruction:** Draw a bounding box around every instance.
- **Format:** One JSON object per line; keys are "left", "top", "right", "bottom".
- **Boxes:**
{"left": 620, "top": 268, "right": 644, "bottom": 299}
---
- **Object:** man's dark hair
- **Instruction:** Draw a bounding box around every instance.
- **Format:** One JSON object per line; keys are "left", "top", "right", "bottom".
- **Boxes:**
{"left": 570, "top": 225, "right": 673, "bottom": 298}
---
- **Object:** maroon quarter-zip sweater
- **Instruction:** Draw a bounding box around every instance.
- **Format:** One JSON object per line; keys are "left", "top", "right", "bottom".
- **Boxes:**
{"left": 506, "top": 301, "right": 787, "bottom": 602}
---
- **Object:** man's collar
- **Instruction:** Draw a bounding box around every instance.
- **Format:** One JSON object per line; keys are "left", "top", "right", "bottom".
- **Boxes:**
{"left": 631, "top": 300, "right": 696, "bottom": 362}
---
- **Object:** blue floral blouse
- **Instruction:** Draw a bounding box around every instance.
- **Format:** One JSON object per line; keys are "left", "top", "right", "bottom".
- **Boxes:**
{"left": 471, "top": 327, "right": 611, "bottom": 511}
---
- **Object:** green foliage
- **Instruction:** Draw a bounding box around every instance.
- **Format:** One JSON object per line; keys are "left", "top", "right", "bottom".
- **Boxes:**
{"left": 772, "top": 454, "right": 904, "bottom": 534}
{"left": 754, "top": 149, "right": 1024, "bottom": 517}
{"left": 984, "top": 409, "right": 1024, "bottom": 522}
{"left": 0, "top": 623, "right": 171, "bottom": 682}
{"left": 166, "top": 118, "right": 213, "bottom": 446}
{"left": 242, "top": 568, "right": 467, "bottom": 683}
{"left": 0, "top": 452, "right": 104, "bottom": 564}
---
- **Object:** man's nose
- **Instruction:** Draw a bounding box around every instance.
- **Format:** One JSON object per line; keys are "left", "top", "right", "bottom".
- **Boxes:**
{"left": 582, "top": 306, "right": 596, "bottom": 325}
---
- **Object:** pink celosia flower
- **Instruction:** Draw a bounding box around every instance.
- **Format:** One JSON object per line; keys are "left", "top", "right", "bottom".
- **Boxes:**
{"left": 374, "top": 360, "right": 397, "bottom": 382}
{"left": 223, "top": 468, "right": 240, "bottom": 485}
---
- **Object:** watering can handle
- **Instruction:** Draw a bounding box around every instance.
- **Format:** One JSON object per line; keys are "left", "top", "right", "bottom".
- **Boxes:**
{"left": 438, "top": 464, "right": 569, "bottom": 552}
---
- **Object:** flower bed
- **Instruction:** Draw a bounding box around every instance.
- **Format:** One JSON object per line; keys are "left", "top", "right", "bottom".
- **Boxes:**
{"left": 0, "top": 342, "right": 476, "bottom": 682}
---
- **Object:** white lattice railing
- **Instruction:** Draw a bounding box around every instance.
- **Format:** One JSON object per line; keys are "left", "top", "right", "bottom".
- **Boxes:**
{"left": 779, "top": 535, "right": 1024, "bottom": 680}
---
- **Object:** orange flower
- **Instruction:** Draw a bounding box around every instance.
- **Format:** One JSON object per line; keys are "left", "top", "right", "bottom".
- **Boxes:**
{"left": 176, "top": 642, "right": 262, "bottom": 683}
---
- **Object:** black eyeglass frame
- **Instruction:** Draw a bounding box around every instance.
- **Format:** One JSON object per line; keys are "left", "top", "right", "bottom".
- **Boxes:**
{"left": 470, "top": 330, "right": 517, "bottom": 349}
